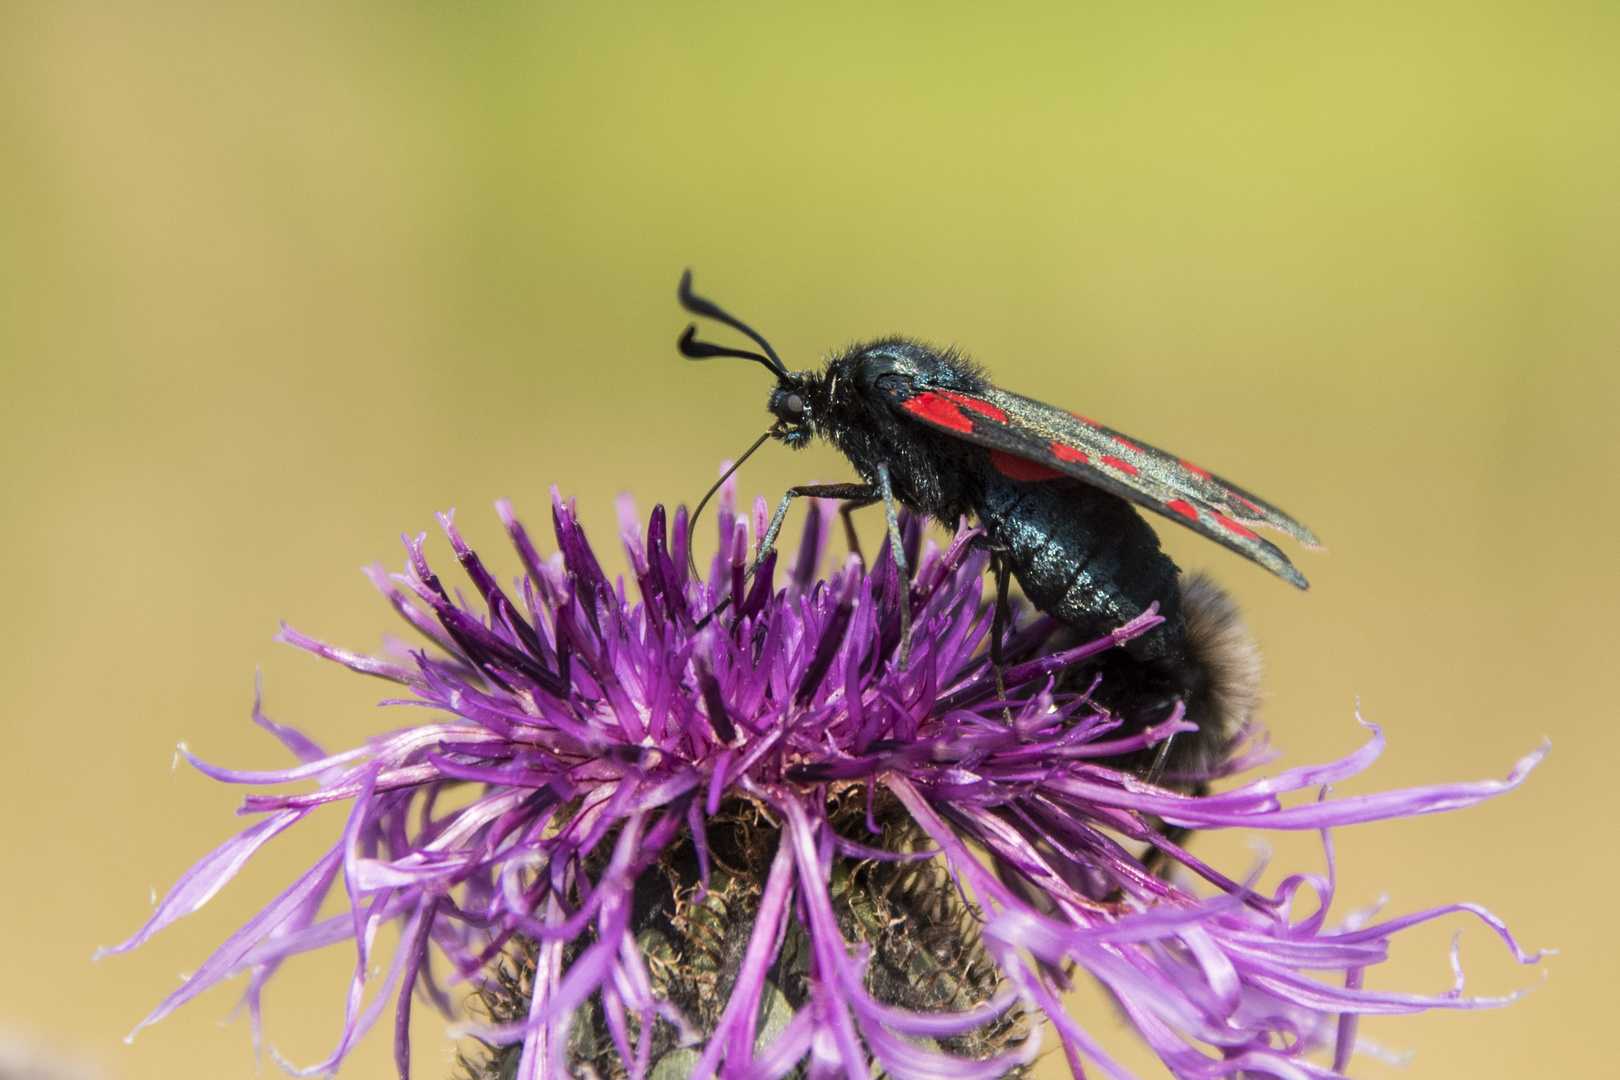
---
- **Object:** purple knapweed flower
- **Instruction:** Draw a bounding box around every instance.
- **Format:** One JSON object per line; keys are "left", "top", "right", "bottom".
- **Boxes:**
{"left": 98, "top": 478, "right": 1546, "bottom": 1080}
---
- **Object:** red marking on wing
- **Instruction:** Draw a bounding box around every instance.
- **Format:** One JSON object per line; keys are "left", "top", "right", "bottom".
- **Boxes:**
{"left": 1179, "top": 458, "right": 1212, "bottom": 480}
{"left": 1099, "top": 455, "right": 1139, "bottom": 476}
{"left": 1213, "top": 513, "right": 1259, "bottom": 540}
{"left": 902, "top": 391, "right": 973, "bottom": 433}
{"left": 937, "top": 390, "right": 1008, "bottom": 422}
{"left": 1113, "top": 436, "right": 1141, "bottom": 453}
{"left": 1165, "top": 499, "right": 1199, "bottom": 522}
{"left": 1070, "top": 412, "right": 1096, "bottom": 425}
{"left": 1230, "top": 493, "right": 1265, "bottom": 516}
{"left": 990, "top": 449, "right": 1065, "bottom": 482}
{"left": 1051, "top": 443, "right": 1089, "bottom": 464}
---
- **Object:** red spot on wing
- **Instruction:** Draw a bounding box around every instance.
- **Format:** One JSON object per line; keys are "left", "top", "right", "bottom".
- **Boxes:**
{"left": 1113, "top": 436, "right": 1141, "bottom": 453}
{"left": 1070, "top": 412, "right": 1097, "bottom": 426}
{"left": 990, "top": 449, "right": 1065, "bottom": 482}
{"left": 1051, "top": 443, "right": 1089, "bottom": 464}
{"left": 1100, "top": 455, "right": 1139, "bottom": 476}
{"left": 1213, "top": 513, "right": 1259, "bottom": 540}
{"left": 1165, "top": 499, "right": 1199, "bottom": 522}
{"left": 1229, "top": 493, "right": 1265, "bottom": 517}
{"left": 937, "top": 390, "right": 1008, "bottom": 422}
{"left": 1179, "top": 458, "right": 1212, "bottom": 480}
{"left": 902, "top": 391, "right": 973, "bottom": 433}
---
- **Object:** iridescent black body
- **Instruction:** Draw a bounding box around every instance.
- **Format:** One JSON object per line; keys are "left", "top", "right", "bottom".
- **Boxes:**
{"left": 780, "top": 343, "right": 1176, "bottom": 641}
{"left": 676, "top": 273, "right": 1317, "bottom": 785}
{"left": 772, "top": 340, "right": 1204, "bottom": 772}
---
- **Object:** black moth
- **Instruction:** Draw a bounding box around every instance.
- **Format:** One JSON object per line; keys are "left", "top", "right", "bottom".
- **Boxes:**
{"left": 675, "top": 271, "right": 1321, "bottom": 789}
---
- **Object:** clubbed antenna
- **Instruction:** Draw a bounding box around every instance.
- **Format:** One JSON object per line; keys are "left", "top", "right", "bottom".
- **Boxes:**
{"left": 676, "top": 269, "right": 789, "bottom": 377}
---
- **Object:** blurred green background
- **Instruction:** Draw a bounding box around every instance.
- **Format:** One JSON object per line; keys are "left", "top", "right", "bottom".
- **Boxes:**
{"left": 0, "top": 2, "right": 1613, "bottom": 1077}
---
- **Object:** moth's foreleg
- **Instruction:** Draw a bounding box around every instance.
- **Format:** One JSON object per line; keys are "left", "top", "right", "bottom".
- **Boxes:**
{"left": 697, "top": 482, "right": 879, "bottom": 633}
{"left": 755, "top": 483, "right": 879, "bottom": 573}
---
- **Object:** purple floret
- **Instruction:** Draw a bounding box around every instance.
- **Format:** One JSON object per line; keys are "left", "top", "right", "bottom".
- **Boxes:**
{"left": 98, "top": 479, "right": 1546, "bottom": 1080}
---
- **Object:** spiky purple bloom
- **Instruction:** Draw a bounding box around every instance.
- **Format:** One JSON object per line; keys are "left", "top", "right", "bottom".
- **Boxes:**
{"left": 100, "top": 481, "right": 1545, "bottom": 1080}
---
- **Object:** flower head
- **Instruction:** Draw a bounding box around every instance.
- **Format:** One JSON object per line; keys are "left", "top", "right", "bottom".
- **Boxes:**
{"left": 99, "top": 478, "right": 1546, "bottom": 1080}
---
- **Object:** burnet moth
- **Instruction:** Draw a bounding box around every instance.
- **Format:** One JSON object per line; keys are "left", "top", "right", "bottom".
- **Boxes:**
{"left": 675, "top": 271, "right": 1321, "bottom": 790}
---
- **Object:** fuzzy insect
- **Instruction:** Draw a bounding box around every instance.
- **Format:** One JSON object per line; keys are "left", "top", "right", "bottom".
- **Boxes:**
{"left": 676, "top": 271, "right": 1321, "bottom": 787}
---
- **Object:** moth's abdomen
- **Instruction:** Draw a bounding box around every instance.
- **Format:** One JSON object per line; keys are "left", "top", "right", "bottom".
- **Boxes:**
{"left": 979, "top": 476, "right": 1183, "bottom": 656}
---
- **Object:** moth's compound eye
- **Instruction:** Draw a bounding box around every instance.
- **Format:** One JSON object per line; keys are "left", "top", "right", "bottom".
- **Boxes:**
{"left": 783, "top": 393, "right": 805, "bottom": 421}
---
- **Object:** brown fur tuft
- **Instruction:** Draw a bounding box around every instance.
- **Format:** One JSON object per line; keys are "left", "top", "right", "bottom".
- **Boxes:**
{"left": 1175, "top": 572, "right": 1263, "bottom": 782}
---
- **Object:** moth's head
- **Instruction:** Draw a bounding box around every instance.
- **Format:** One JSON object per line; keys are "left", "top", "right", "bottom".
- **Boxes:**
{"left": 766, "top": 373, "right": 818, "bottom": 448}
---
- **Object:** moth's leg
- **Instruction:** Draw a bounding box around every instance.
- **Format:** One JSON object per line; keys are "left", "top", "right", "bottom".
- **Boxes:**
{"left": 697, "top": 482, "right": 879, "bottom": 630}
{"left": 755, "top": 483, "right": 878, "bottom": 573}
{"left": 875, "top": 463, "right": 912, "bottom": 670}
{"left": 1145, "top": 732, "right": 1177, "bottom": 787}
{"left": 989, "top": 552, "right": 1013, "bottom": 715}
{"left": 839, "top": 497, "right": 879, "bottom": 566}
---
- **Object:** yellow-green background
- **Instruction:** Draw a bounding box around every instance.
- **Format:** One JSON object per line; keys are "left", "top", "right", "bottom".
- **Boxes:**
{"left": 0, "top": 3, "right": 1612, "bottom": 1078}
